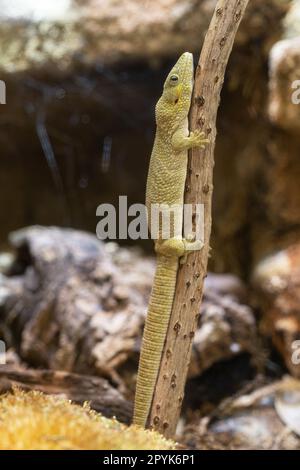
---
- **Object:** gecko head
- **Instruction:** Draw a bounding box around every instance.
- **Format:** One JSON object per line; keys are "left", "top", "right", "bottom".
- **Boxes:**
{"left": 155, "top": 52, "right": 194, "bottom": 129}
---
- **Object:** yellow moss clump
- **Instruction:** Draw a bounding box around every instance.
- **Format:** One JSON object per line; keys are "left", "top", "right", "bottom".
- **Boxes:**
{"left": 0, "top": 390, "right": 175, "bottom": 450}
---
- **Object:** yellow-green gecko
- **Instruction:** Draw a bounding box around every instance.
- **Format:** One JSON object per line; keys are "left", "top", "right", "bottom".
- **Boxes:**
{"left": 133, "top": 52, "right": 209, "bottom": 427}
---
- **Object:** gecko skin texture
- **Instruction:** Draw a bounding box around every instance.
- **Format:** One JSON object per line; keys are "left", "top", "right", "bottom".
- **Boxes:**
{"left": 133, "top": 52, "right": 208, "bottom": 427}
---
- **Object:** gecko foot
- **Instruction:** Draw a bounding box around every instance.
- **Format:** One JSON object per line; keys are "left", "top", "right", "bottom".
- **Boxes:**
{"left": 189, "top": 130, "right": 210, "bottom": 149}
{"left": 180, "top": 237, "right": 204, "bottom": 264}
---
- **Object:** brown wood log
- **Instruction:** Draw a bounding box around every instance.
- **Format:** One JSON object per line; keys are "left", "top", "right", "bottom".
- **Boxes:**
{"left": 0, "top": 366, "right": 132, "bottom": 424}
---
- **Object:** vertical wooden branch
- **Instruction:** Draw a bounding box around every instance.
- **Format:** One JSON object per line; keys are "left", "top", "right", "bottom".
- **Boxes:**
{"left": 148, "top": 0, "right": 250, "bottom": 437}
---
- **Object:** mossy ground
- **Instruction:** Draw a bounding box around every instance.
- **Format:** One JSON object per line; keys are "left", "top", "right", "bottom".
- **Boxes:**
{"left": 0, "top": 389, "right": 175, "bottom": 450}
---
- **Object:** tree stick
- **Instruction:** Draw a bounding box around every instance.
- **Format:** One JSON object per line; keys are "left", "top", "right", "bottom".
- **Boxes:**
{"left": 148, "top": 0, "right": 250, "bottom": 437}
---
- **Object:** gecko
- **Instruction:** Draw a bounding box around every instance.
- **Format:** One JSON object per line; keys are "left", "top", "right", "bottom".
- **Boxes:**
{"left": 133, "top": 52, "right": 209, "bottom": 427}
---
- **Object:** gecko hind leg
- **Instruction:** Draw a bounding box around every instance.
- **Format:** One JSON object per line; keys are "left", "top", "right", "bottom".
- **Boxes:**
{"left": 155, "top": 237, "right": 203, "bottom": 263}
{"left": 180, "top": 238, "right": 204, "bottom": 264}
{"left": 155, "top": 238, "right": 185, "bottom": 258}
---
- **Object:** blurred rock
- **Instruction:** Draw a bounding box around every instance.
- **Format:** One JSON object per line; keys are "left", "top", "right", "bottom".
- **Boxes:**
{"left": 284, "top": 0, "right": 300, "bottom": 38}
{"left": 182, "top": 376, "right": 300, "bottom": 449}
{"left": 1, "top": 0, "right": 210, "bottom": 73}
{"left": 190, "top": 274, "right": 257, "bottom": 378}
{"left": 1, "top": 226, "right": 152, "bottom": 394}
{"left": 0, "top": 0, "right": 288, "bottom": 73}
{"left": 253, "top": 244, "right": 300, "bottom": 377}
{"left": 0, "top": 226, "right": 258, "bottom": 396}
{"left": 275, "top": 383, "right": 300, "bottom": 437}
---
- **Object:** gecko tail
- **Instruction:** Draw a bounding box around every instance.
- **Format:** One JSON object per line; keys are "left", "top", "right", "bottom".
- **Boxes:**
{"left": 133, "top": 255, "right": 178, "bottom": 427}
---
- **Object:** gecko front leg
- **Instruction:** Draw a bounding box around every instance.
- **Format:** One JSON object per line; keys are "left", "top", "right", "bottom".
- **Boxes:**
{"left": 180, "top": 237, "right": 204, "bottom": 264}
{"left": 172, "top": 129, "right": 209, "bottom": 151}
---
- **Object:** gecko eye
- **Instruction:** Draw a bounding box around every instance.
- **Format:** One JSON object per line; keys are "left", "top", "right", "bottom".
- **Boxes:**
{"left": 169, "top": 74, "right": 179, "bottom": 84}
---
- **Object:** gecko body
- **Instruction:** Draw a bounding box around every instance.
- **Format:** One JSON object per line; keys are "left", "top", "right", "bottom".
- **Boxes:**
{"left": 133, "top": 52, "right": 208, "bottom": 427}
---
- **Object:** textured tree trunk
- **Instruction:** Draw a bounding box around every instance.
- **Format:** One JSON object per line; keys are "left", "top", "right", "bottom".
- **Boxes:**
{"left": 148, "top": 0, "right": 250, "bottom": 437}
